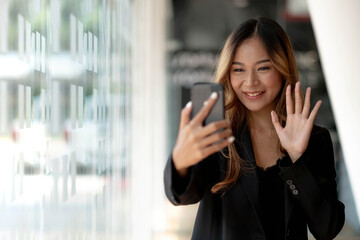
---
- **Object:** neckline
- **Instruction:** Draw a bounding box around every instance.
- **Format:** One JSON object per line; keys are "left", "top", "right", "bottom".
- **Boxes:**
{"left": 256, "top": 158, "right": 282, "bottom": 173}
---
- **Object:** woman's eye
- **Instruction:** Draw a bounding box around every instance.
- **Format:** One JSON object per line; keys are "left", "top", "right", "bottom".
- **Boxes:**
{"left": 233, "top": 68, "right": 244, "bottom": 72}
{"left": 258, "top": 66, "right": 270, "bottom": 71}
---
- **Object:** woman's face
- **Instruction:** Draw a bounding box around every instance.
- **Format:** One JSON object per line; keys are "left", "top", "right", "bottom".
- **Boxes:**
{"left": 230, "top": 36, "right": 283, "bottom": 114}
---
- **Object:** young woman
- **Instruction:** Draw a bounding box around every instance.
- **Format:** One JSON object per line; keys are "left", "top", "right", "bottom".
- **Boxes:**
{"left": 164, "top": 17, "right": 345, "bottom": 240}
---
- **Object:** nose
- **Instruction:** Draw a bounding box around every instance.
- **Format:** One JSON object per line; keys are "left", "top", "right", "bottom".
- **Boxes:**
{"left": 244, "top": 70, "right": 259, "bottom": 86}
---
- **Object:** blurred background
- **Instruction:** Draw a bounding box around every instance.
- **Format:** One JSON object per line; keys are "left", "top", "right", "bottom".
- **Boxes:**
{"left": 0, "top": 0, "right": 359, "bottom": 239}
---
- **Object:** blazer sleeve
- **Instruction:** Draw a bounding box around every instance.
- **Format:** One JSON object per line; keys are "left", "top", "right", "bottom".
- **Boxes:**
{"left": 279, "top": 127, "right": 345, "bottom": 240}
{"left": 164, "top": 153, "right": 220, "bottom": 206}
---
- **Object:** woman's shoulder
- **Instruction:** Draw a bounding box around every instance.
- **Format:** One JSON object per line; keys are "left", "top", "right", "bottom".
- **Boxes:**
{"left": 308, "top": 125, "right": 333, "bottom": 147}
{"left": 311, "top": 124, "right": 329, "bottom": 135}
{"left": 301, "top": 125, "right": 337, "bottom": 178}
{"left": 310, "top": 125, "right": 332, "bottom": 141}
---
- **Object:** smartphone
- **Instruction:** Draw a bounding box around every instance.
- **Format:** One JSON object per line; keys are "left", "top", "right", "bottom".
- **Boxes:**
{"left": 191, "top": 82, "right": 225, "bottom": 125}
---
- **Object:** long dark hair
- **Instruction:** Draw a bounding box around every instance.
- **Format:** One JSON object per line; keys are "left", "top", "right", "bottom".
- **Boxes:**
{"left": 212, "top": 17, "right": 300, "bottom": 194}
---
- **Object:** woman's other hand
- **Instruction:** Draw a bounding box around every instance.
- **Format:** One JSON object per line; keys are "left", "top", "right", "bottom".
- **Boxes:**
{"left": 271, "top": 82, "right": 322, "bottom": 162}
{"left": 172, "top": 92, "right": 235, "bottom": 177}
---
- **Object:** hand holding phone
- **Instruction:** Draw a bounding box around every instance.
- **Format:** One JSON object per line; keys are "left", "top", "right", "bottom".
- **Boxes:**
{"left": 172, "top": 82, "right": 234, "bottom": 177}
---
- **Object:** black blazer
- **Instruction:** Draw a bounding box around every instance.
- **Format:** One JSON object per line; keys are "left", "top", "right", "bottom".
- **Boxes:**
{"left": 164, "top": 126, "right": 345, "bottom": 240}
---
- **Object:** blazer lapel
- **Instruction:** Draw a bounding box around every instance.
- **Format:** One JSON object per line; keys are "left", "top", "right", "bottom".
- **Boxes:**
{"left": 237, "top": 126, "right": 295, "bottom": 235}
{"left": 236, "top": 127, "right": 261, "bottom": 220}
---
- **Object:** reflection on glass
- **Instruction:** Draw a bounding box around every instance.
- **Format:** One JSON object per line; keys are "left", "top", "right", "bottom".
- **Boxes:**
{"left": 0, "top": 0, "right": 132, "bottom": 238}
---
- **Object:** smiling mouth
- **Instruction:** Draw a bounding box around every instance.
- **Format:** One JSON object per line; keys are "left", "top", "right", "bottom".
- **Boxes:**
{"left": 244, "top": 91, "right": 264, "bottom": 97}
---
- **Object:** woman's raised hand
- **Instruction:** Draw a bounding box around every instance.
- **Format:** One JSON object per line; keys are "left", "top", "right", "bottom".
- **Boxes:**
{"left": 271, "top": 82, "right": 322, "bottom": 162}
{"left": 172, "top": 92, "right": 235, "bottom": 177}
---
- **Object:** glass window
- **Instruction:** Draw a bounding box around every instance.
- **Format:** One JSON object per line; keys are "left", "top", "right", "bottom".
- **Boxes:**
{"left": 0, "top": 0, "right": 133, "bottom": 238}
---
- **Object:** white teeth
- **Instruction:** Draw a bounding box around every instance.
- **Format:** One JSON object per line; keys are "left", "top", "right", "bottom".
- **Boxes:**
{"left": 247, "top": 92, "right": 263, "bottom": 97}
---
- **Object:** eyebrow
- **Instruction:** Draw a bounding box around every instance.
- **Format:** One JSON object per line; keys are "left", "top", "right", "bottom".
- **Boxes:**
{"left": 232, "top": 59, "right": 271, "bottom": 65}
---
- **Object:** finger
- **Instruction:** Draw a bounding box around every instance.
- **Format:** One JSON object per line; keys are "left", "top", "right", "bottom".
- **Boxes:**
{"left": 199, "top": 129, "right": 232, "bottom": 148}
{"left": 302, "top": 87, "right": 311, "bottom": 117}
{"left": 295, "top": 82, "right": 302, "bottom": 114}
{"left": 286, "top": 85, "right": 293, "bottom": 115}
{"left": 179, "top": 101, "right": 193, "bottom": 130}
{"left": 197, "top": 119, "right": 230, "bottom": 139}
{"left": 201, "top": 135, "right": 235, "bottom": 158}
{"left": 191, "top": 92, "right": 218, "bottom": 126}
{"left": 308, "top": 100, "right": 322, "bottom": 122}
{"left": 271, "top": 111, "right": 283, "bottom": 134}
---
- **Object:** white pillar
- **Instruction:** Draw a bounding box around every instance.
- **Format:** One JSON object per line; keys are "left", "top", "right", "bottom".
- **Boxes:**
{"left": 0, "top": 0, "right": 9, "bottom": 53}
{"left": 131, "top": 0, "right": 168, "bottom": 239}
{"left": 306, "top": 0, "right": 360, "bottom": 225}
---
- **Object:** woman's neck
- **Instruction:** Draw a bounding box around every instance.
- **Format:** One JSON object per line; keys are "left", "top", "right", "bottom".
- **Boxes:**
{"left": 247, "top": 108, "right": 274, "bottom": 131}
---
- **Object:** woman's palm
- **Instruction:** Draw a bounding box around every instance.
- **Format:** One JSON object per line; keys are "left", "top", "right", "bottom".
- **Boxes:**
{"left": 271, "top": 82, "right": 322, "bottom": 162}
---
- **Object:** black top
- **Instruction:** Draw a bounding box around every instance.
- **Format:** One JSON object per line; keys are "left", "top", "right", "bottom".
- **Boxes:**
{"left": 164, "top": 126, "right": 345, "bottom": 240}
{"left": 256, "top": 157, "right": 292, "bottom": 240}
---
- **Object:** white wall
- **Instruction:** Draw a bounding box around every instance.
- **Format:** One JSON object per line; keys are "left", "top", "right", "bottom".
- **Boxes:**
{"left": 306, "top": 0, "right": 360, "bottom": 225}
